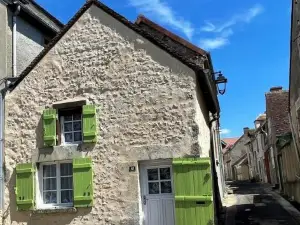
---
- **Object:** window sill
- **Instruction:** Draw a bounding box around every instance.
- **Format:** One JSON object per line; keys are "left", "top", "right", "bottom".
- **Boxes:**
{"left": 32, "top": 207, "right": 77, "bottom": 214}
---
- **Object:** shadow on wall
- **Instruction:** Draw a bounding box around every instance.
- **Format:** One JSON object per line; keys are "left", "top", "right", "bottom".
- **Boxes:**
{"left": 35, "top": 117, "right": 43, "bottom": 149}
{"left": 4, "top": 170, "right": 92, "bottom": 225}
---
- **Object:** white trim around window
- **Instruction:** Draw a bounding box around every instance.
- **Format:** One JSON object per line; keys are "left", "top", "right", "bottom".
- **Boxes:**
{"left": 36, "top": 161, "right": 73, "bottom": 209}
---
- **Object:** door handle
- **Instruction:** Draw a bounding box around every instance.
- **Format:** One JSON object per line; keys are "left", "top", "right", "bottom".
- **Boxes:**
{"left": 143, "top": 195, "right": 147, "bottom": 205}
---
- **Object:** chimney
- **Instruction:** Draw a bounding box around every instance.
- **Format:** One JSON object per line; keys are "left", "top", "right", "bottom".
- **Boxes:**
{"left": 243, "top": 127, "right": 249, "bottom": 135}
{"left": 270, "top": 86, "right": 283, "bottom": 92}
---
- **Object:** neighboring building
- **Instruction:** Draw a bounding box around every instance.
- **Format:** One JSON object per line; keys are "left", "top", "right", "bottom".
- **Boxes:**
{"left": 245, "top": 114, "right": 267, "bottom": 182}
{"left": 232, "top": 154, "right": 249, "bottom": 181}
{"left": 3, "top": 1, "right": 225, "bottom": 225}
{"left": 0, "top": 0, "right": 63, "bottom": 80}
{"left": 222, "top": 138, "right": 239, "bottom": 181}
{"left": 229, "top": 128, "right": 252, "bottom": 181}
{"left": 285, "top": 0, "right": 300, "bottom": 203}
{"left": 265, "top": 87, "right": 290, "bottom": 187}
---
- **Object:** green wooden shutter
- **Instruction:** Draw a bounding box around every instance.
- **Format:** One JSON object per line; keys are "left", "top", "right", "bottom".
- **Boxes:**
{"left": 43, "top": 108, "right": 57, "bottom": 146}
{"left": 173, "top": 158, "right": 214, "bottom": 225}
{"left": 73, "top": 157, "right": 93, "bottom": 207}
{"left": 82, "top": 105, "right": 97, "bottom": 143}
{"left": 15, "top": 163, "right": 35, "bottom": 210}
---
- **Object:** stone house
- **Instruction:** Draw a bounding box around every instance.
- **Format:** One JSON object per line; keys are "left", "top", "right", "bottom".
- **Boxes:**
{"left": 245, "top": 114, "right": 267, "bottom": 182}
{"left": 227, "top": 129, "right": 251, "bottom": 181}
{"left": 222, "top": 138, "right": 238, "bottom": 181}
{"left": 3, "top": 1, "right": 224, "bottom": 225}
{"left": 0, "top": 0, "right": 62, "bottom": 80}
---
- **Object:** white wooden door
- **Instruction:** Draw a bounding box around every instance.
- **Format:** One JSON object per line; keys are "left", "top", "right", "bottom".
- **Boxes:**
{"left": 140, "top": 162, "right": 175, "bottom": 225}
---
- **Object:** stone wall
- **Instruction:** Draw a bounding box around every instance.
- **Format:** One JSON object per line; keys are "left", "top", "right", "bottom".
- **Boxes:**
{"left": 4, "top": 5, "right": 211, "bottom": 225}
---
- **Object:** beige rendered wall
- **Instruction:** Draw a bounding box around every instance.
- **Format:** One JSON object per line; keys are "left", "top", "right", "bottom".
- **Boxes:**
{"left": 4, "top": 5, "right": 211, "bottom": 225}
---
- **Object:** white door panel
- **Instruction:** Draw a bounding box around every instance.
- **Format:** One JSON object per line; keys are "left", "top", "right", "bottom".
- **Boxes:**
{"left": 140, "top": 162, "right": 175, "bottom": 225}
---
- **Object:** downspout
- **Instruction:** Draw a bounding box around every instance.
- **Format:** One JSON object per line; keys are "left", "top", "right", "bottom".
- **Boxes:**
{"left": 208, "top": 113, "right": 221, "bottom": 224}
{"left": 0, "top": 91, "right": 4, "bottom": 210}
{"left": 12, "top": 2, "right": 21, "bottom": 77}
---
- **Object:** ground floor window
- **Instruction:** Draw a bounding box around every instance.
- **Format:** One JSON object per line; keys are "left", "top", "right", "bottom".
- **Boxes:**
{"left": 38, "top": 162, "right": 73, "bottom": 208}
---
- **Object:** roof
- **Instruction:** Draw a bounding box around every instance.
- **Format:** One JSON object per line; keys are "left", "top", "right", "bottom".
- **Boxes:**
{"left": 266, "top": 89, "right": 290, "bottom": 136}
{"left": 222, "top": 137, "right": 239, "bottom": 153}
{"left": 9, "top": 0, "right": 220, "bottom": 113}
{"left": 135, "top": 15, "right": 207, "bottom": 56}
{"left": 232, "top": 154, "right": 248, "bottom": 167}
{"left": 6, "top": 0, "right": 63, "bottom": 37}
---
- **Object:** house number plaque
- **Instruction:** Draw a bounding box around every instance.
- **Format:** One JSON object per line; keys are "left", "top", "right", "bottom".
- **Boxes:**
{"left": 129, "top": 166, "right": 136, "bottom": 172}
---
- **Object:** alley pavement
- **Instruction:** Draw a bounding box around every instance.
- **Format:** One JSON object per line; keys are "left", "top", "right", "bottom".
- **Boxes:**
{"left": 223, "top": 181, "right": 300, "bottom": 225}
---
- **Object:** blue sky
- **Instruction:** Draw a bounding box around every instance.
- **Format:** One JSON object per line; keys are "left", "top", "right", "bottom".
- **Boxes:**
{"left": 36, "top": 0, "right": 291, "bottom": 138}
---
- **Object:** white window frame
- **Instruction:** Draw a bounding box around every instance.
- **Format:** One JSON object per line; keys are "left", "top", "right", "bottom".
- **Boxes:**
{"left": 60, "top": 113, "right": 83, "bottom": 145}
{"left": 36, "top": 161, "right": 73, "bottom": 209}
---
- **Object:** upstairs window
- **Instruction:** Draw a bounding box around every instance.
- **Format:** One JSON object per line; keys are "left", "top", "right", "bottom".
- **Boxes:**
{"left": 59, "top": 108, "right": 82, "bottom": 144}
{"left": 43, "top": 104, "right": 97, "bottom": 147}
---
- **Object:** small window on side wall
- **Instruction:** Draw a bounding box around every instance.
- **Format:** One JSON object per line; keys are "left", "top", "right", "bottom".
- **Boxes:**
{"left": 43, "top": 104, "right": 97, "bottom": 147}
{"left": 59, "top": 108, "right": 83, "bottom": 145}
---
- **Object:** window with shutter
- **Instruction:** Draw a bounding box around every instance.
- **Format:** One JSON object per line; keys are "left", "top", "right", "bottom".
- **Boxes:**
{"left": 43, "top": 109, "right": 57, "bottom": 146}
{"left": 15, "top": 163, "right": 35, "bottom": 210}
{"left": 36, "top": 162, "right": 73, "bottom": 209}
{"left": 82, "top": 105, "right": 97, "bottom": 143}
{"left": 173, "top": 158, "right": 214, "bottom": 225}
{"left": 73, "top": 157, "right": 93, "bottom": 207}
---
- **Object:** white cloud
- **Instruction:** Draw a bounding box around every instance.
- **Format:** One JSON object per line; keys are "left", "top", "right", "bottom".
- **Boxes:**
{"left": 220, "top": 129, "right": 231, "bottom": 135}
{"left": 199, "top": 4, "right": 264, "bottom": 50}
{"left": 128, "top": 0, "right": 194, "bottom": 39}
{"left": 199, "top": 37, "right": 229, "bottom": 50}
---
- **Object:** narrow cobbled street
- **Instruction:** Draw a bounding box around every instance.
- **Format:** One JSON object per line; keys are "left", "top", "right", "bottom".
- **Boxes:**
{"left": 223, "top": 181, "right": 300, "bottom": 225}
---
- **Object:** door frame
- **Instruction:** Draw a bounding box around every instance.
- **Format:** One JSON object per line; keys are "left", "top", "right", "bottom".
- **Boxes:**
{"left": 139, "top": 159, "right": 174, "bottom": 225}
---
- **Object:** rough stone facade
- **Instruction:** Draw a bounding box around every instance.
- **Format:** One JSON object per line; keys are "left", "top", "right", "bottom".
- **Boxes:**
{"left": 4, "top": 5, "right": 212, "bottom": 225}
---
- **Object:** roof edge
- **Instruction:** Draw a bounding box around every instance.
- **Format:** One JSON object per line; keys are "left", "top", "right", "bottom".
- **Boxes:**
{"left": 135, "top": 14, "right": 207, "bottom": 56}
{"left": 27, "top": 0, "right": 64, "bottom": 28}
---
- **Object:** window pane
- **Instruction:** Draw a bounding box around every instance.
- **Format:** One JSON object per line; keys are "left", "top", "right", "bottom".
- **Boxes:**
{"left": 61, "top": 177, "right": 73, "bottom": 190}
{"left": 43, "top": 178, "right": 57, "bottom": 191}
{"left": 160, "top": 168, "right": 171, "bottom": 180}
{"left": 43, "top": 191, "right": 57, "bottom": 204}
{"left": 74, "top": 132, "right": 82, "bottom": 142}
{"left": 73, "top": 121, "right": 81, "bottom": 131}
{"left": 43, "top": 165, "right": 56, "bottom": 177}
{"left": 64, "top": 115, "right": 72, "bottom": 121}
{"left": 65, "top": 133, "right": 73, "bottom": 142}
{"left": 148, "top": 182, "right": 159, "bottom": 194}
{"left": 60, "top": 163, "right": 72, "bottom": 176}
{"left": 147, "top": 169, "right": 158, "bottom": 181}
{"left": 161, "top": 181, "right": 172, "bottom": 193}
{"left": 61, "top": 190, "right": 73, "bottom": 204}
{"left": 73, "top": 114, "right": 81, "bottom": 121}
{"left": 64, "top": 122, "right": 72, "bottom": 132}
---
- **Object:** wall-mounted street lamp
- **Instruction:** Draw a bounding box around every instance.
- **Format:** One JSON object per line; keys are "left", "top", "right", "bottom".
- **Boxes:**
{"left": 214, "top": 71, "right": 227, "bottom": 95}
